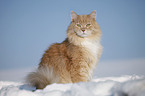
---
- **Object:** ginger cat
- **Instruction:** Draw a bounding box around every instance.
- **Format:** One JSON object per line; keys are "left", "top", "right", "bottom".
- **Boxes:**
{"left": 27, "top": 10, "right": 102, "bottom": 89}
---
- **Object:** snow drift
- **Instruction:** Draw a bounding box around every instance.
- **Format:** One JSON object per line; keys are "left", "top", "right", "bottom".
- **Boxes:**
{"left": 0, "top": 75, "right": 145, "bottom": 96}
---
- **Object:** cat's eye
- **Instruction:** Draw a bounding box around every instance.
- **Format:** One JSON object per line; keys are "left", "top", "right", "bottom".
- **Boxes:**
{"left": 76, "top": 24, "right": 81, "bottom": 27}
{"left": 86, "top": 24, "right": 91, "bottom": 27}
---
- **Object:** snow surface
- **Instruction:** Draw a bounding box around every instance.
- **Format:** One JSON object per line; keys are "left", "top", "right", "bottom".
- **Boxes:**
{"left": 0, "top": 75, "right": 145, "bottom": 96}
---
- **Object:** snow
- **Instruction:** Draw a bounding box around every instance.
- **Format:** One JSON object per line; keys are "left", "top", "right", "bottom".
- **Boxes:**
{"left": 0, "top": 59, "right": 145, "bottom": 96}
{"left": 0, "top": 75, "right": 145, "bottom": 96}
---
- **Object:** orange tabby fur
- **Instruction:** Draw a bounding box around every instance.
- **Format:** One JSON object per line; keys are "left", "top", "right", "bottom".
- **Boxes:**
{"left": 27, "top": 10, "right": 102, "bottom": 89}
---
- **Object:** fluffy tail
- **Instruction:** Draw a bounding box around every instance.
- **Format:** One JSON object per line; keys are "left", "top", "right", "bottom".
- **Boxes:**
{"left": 26, "top": 66, "right": 59, "bottom": 89}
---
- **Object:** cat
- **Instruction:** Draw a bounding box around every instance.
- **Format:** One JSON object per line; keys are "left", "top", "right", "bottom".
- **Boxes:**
{"left": 26, "top": 10, "right": 102, "bottom": 89}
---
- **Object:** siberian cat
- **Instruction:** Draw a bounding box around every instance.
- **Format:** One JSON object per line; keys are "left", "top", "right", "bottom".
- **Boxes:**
{"left": 27, "top": 10, "right": 102, "bottom": 89}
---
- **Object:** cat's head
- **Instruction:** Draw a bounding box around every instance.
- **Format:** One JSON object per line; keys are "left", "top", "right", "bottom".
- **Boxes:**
{"left": 67, "top": 10, "right": 101, "bottom": 40}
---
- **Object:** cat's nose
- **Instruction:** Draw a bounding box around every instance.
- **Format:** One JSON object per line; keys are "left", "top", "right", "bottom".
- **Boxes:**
{"left": 81, "top": 29, "right": 85, "bottom": 32}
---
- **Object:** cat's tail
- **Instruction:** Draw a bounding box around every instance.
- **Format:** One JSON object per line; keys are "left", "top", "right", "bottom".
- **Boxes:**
{"left": 26, "top": 66, "right": 59, "bottom": 89}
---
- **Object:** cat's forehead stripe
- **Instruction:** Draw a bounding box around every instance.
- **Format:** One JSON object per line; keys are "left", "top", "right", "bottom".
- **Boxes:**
{"left": 77, "top": 15, "right": 91, "bottom": 23}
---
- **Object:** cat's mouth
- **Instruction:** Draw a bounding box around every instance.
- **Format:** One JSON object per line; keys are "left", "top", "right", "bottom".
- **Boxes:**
{"left": 73, "top": 30, "right": 89, "bottom": 38}
{"left": 76, "top": 32, "right": 88, "bottom": 38}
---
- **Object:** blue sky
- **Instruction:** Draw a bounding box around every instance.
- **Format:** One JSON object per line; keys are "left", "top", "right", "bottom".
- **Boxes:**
{"left": 0, "top": 0, "right": 145, "bottom": 70}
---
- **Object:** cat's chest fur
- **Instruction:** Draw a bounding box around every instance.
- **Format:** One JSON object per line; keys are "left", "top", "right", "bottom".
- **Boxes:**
{"left": 79, "top": 39, "right": 100, "bottom": 79}
{"left": 81, "top": 39, "right": 100, "bottom": 60}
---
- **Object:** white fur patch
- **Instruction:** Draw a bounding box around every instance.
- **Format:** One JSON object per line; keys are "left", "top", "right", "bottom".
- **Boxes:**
{"left": 26, "top": 66, "right": 60, "bottom": 87}
{"left": 81, "top": 39, "right": 100, "bottom": 59}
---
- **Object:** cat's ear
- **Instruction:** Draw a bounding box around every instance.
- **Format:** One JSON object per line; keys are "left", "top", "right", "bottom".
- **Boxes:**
{"left": 90, "top": 10, "right": 96, "bottom": 20}
{"left": 71, "top": 11, "right": 78, "bottom": 21}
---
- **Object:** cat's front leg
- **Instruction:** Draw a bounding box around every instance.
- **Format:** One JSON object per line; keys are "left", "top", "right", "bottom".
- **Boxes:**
{"left": 70, "top": 60, "right": 90, "bottom": 83}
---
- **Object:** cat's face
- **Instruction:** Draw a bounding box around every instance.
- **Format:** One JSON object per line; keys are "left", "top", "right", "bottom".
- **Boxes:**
{"left": 68, "top": 11, "right": 99, "bottom": 38}
{"left": 74, "top": 20, "right": 94, "bottom": 38}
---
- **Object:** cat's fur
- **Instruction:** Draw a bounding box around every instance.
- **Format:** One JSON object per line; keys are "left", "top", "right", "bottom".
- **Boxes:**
{"left": 26, "top": 10, "right": 102, "bottom": 89}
